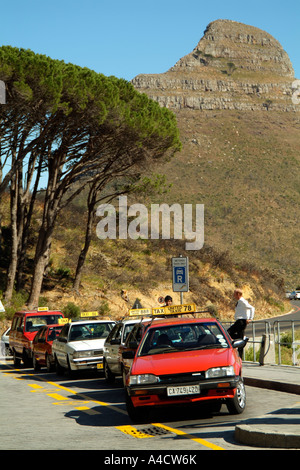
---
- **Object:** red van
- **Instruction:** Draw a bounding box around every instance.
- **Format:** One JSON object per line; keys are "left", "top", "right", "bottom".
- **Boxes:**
{"left": 9, "top": 309, "right": 64, "bottom": 367}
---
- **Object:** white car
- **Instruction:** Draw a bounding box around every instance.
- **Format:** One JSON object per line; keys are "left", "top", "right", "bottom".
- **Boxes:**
{"left": 103, "top": 318, "right": 151, "bottom": 383}
{"left": 52, "top": 319, "right": 115, "bottom": 375}
{"left": 295, "top": 292, "right": 300, "bottom": 300}
{"left": 1, "top": 327, "right": 12, "bottom": 357}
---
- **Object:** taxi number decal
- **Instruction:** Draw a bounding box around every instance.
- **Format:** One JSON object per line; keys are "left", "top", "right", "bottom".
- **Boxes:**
{"left": 97, "top": 363, "right": 103, "bottom": 369}
{"left": 167, "top": 385, "right": 200, "bottom": 396}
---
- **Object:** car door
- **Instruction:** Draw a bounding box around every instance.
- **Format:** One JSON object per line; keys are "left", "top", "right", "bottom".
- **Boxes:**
{"left": 106, "top": 323, "right": 123, "bottom": 374}
{"left": 54, "top": 323, "right": 70, "bottom": 367}
{"left": 33, "top": 327, "right": 47, "bottom": 362}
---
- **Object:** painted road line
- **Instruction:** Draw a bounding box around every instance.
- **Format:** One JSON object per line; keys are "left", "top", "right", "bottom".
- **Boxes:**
{"left": 151, "top": 423, "right": 225, "bottom": 450}
{"left": 2, "top": 364, "right": 224, "bottom": 449}
{"left": 47, "top": 393, "right": 69, "bottom": 401}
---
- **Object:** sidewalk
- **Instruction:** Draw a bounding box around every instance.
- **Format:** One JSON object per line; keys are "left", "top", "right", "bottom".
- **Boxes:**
{"left": 236, "top": 363, "right": 300, "bottom": 448}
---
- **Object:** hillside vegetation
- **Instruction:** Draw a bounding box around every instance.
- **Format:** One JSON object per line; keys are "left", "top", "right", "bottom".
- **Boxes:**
{"left": 152, "top": 109, "right": 300, "bottom": 287}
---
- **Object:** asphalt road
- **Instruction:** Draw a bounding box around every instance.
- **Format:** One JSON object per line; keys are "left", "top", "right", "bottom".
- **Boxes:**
{"left": 0, "top": 360, "right": 298, "bottom": 453}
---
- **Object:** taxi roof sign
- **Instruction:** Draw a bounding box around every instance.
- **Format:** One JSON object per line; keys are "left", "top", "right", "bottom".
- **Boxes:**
{"left": 129, "top": 308, "right": 152, "bottom": 317}
{"left": 152, "top": 303, "right": 196, "bottom": 316}
{"left": 80, "top": 311, "right": 99, "bottom": 318}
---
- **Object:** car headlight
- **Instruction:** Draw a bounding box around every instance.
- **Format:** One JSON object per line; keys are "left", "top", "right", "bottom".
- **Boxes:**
{"left": 205, "top": 366, "right": 235, "bottom": 378}
{"left": 129, "top": 374, "right": 160, "bottom": 385}
{"left": 73, "top": 350, "right": 93, "bottom": 358}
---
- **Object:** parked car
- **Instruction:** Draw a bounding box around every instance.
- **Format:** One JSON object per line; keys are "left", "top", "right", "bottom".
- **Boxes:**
{"left": 123, "top": 316, "right": 247, "bottom": 422}
{"left": 1, "top": 327, "right": 12, "bottom": 357}
{"left": 120, "top": 319, "right": 153, "bottom": 385}
{"left": 9, "top": 309, "right": 65, "bottom": 367}
{"left": 32, "top": 324, "right": 63, "bottom": 372}
{"left": 289, "top": 291, "right": 300, "bottom": 300}
{"left": 52, "top": 319, "right": 115, "bottom": 375}
{"left": 103, "top": 317, "right": 151, "bottom": 384}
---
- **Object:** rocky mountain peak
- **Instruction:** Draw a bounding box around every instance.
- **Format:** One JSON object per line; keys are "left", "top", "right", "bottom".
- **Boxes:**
{"left": 132, "top": 20, "right": 297, "bottom": 111}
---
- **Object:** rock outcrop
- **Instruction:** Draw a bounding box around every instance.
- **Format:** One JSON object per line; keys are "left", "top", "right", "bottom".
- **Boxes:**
{"left": 132, "top": 20, "right": 298, "bottom": 112}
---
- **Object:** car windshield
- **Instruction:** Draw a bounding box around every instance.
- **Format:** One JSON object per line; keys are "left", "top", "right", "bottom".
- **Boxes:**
{"left": 69, "top": 322, "right": 113, "bottom": 341}
{"left": 138, "top": 322, "right": 230, "bottom": 356}
{"left": 25, "top": 315, "right": 63, "bottom": 332}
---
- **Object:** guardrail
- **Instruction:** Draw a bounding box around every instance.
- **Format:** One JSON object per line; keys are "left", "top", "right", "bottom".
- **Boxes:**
{"left": 222, "top": 320, "right": 300, "bottom": 367}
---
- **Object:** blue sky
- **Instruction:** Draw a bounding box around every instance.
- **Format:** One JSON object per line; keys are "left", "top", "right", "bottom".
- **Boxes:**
{"left": 0, "top": 0, "right": 299, "bottom": 80}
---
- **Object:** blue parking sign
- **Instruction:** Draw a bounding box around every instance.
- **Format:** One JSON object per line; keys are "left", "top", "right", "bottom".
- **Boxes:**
{"left": 174, "top": 267, "right": 186, "bottom": 284}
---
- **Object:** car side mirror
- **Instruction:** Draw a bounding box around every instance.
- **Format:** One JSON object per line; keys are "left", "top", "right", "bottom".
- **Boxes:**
{"left": 122, "top": 350, "right": 135, "bottom": 359}
{"left": 232, "top": 338, "right": 247, "bottom": 349}
{"left": 58, "top": 337, "right": 67, "bottom": 343}
{"left": 111, "top": 338, "right": 121, "bottom": 345}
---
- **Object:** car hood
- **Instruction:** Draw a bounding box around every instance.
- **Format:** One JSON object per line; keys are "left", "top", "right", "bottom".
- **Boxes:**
{"left": 131, "top": 348, "right": 237, "bottom": 376}
{"left": 68, "top": 338, "right": 106, "bottom": 352}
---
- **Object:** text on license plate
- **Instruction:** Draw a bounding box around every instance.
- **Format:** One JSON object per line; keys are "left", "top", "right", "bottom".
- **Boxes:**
{"left": 167, "top": 385, "right": 200, "bottom": 396}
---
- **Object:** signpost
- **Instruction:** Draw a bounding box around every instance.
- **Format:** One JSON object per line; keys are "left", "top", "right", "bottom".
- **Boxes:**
{"left": 172, "top": 256, "right": 189, "bottom": 303}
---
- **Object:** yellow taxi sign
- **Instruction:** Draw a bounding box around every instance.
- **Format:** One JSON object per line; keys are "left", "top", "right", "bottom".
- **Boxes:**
{"left": 129, "top": 308, "right": 152, "bottom": 317}
{"left": 37, "top": 307, "right": 48, "bottom": 311}
{"left": 58, "top": 318, "right": 71, "bottom": 324}
{"left": 80, "top": 311, "right": 99, "bottom": 318}
{"left": 152, "top": 303, "right": 196, "bottom": 316}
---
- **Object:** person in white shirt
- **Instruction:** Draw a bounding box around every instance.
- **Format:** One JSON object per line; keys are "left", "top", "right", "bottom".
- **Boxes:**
{"left": 228, "top": 288, "right": 255, "bottom": 357}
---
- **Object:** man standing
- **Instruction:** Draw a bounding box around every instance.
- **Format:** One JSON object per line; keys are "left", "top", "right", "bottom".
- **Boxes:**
{"left": 228, "top": 288, "right": 255, "bottom": 357}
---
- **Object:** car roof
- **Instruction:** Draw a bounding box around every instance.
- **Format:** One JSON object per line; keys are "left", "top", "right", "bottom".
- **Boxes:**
{"left": 15, "top": 310, "right": 63, "bottom": 315}
{"left": 147, "top": 317, "right": 219, "bottom": 328}
{"left": 70, "top": 319, "right": 115, "bottom": 325}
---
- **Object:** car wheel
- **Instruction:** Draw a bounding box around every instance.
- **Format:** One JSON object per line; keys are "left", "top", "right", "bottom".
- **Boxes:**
{"left": 46, "top": 354, "right": 53, "bottom": 373}
{"left": 121, "top": 366, "right": 127, "bottom": 387}
{"left": 33, "top": 355, "right": 41, "bottom": 371}
{"left": 104, "top": 360, "right": 115, "bottom": 384}
{"left": 13, "top": 350, "right": 21, "bottom": 367}
{"left": 55, "top": 356, "right": 65, "bottom": 376}
{"left": 226, "top": 378, "right": 246, "bottom": 414}
{"left": 125, "top": 393, "right": 149, "bottom": 423}
{"left": 22, "top": 349, "right": 32, "bottom": 367}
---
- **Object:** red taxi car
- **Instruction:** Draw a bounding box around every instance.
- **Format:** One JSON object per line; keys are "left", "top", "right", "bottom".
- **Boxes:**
{"left": 32, "top": 324, "right": 63, "bottom": 372}
{"left": 123, "top": 316, "right": 247, "bottom": 422}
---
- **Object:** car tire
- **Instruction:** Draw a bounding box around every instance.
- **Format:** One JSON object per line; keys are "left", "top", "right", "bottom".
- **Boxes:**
{"left": 104, "top": 360, "right": 115, "bottom": 384}
{"left": 33, "top": 355, "right": 41, "bottom": 371}
{"left": 46, "top": 354, "right": 54, "bottom": 372}
{"left": 226, "top": 378, "right": 246, "bottom": 414}
{"left": 13, "top": 350, "right": 21, "bottom": 367}
{"left": 125, "top": 393, "right": 149, "bottom": 423}
{"left": 55, "top": 356, "right": 65, "bottom": 376}
{"left": 22, "top": 349, "right": 32, "bottom": 367}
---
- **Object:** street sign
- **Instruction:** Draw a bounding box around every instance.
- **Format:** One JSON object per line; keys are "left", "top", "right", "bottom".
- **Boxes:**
{"left": 172, "top": 257, "right": 189, "bottom": 292}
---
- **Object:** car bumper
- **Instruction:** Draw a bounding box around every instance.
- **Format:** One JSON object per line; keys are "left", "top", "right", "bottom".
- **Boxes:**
{"left": 127, "top": 376, "right": 241, "bottom": 407}
{"left": 70, "top": 357, "right": 104, "bottom": 371}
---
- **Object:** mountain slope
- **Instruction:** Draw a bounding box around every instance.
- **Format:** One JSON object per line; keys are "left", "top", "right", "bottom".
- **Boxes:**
{"left": 131, "top": 20, "right": 300, "bottom": 285}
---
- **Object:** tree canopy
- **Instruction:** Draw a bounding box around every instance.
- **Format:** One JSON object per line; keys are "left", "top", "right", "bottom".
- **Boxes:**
{"left": 0, "top": 46, "right": 181, "bottom": 308}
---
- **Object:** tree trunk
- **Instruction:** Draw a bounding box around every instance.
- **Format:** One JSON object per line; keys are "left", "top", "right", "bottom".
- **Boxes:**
{"left": 27, "top": 226, "right": 52, "bottom": 309}
{"left": 4, "top": 174, "right": 18, "bottom": 302}
{"left": 73, "top": 192, "right": 96, "bottom": 292}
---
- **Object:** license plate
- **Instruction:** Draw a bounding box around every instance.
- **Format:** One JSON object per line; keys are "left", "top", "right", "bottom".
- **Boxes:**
{"left": 167, "top": 385, "right": 200, "bottom": 396}
{"left": 97, "top": 363, "right": 103, "bottom": 369}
